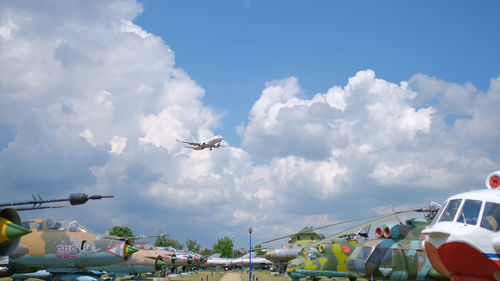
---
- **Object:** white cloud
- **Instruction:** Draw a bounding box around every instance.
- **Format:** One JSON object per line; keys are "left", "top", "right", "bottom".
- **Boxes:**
{"left": 2, "top": 0, "right": 500, "bottom": 248}
{"left": 110, "top": 136, "right": 127, "bottom": 155}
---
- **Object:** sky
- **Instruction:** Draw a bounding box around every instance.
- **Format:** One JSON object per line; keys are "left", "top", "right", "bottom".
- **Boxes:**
{"left": 1, "top": 0, "right": 500, "bottom": 249}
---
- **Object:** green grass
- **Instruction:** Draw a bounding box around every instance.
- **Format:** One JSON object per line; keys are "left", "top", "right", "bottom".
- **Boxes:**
{"left": 240, "top": 270, "right": 290, "bottom": 281}
{"left": 170, "top": 270, "right": 226, "bottom": 281}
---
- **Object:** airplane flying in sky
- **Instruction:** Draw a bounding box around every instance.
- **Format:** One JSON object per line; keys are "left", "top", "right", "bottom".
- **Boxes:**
{"left": 423, "top": 170, "right": 500, "bottom": 281}
{"left": 176, "top": 135, "right": 224, "bottom": 150}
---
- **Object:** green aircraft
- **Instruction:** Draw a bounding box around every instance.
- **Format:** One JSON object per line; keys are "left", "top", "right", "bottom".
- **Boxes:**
{"left": 346, "top": 217, "right": 447, "bottom": 281}
{"left": 286, "top": 210, "right": 425, "bottom": 281}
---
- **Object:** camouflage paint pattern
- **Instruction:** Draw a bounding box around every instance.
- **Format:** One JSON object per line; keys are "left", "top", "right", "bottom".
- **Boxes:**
{"left": 5, "top": 219, "right": 138, "bottom": 275}
{"left": 89, "top": 249, "right": 169, "bottom": 275}
{"left": 286, "top": 238, "right": 359, "bottom": 280}
{"left": 346, "top": 218, "right": 448, "bottom": 281}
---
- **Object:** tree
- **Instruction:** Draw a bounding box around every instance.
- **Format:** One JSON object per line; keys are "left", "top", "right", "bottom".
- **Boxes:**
{"left": 154, "top": 237, "right": 184, "bottom": 250}
{"left": 186, "top": 239, "right": 200, "bottom": 253}
{"left": 109, "top": 226, "right": 133, "bottom": 237}
{"left": 201, "top": 248, "right": 212, "bottom": 256}
{"left": 212, "top": 237, "right": 233, "bottom": 258}
{"left": 253, "top": 244, "right": 266, "bottom": 256}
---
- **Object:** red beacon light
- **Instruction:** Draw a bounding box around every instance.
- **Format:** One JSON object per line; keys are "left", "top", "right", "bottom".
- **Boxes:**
{"left": 486, "top": 171, "right": 500, "bottom": 189}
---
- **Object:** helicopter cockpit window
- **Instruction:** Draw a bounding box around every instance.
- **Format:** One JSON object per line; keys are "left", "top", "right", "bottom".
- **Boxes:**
{"left": 439, "top": 199, "right": 462, "bottom": 222}
{"left": 357, "top": 246, "right": 373, "bottom": 262}
{"left": 381, "top": 248, "right": 393, "bottom": 265}
{"left": 66, "top": 221, "right": 88, "bottom": 233}
{"left": 307, "top": 248, "right": 321, "bottom": 260}
{"left": 367, "top": 247, "right": 382, "bottom": 265}
{"left": 457, "top": 199, "right": 482, "bottom": 225}
{"left": 480, "top": 202, "right": 500, "bottom": 232}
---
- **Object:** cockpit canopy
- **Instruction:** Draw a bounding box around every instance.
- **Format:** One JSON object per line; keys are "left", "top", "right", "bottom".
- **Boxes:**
{"left": 21, "top": 219, "right": 91, "bottom": 233}
{"left": 432, "top": 198, "right": 500, "bottom": 232}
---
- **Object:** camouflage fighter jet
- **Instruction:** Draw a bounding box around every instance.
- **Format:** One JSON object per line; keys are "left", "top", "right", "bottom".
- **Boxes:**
{"left": 346, "top": 217, "right": 447, "bottom": 281}
{"left": 1, "top": 218, "right": 138, "bottom": 281}
{"left": 89, "top": 247, "right": 173, "bottom": 279}
{"left": 287, "top": 210, "right": 419, "bottom": 281}
{"left": 9, "top": 244, "right": 176, "bottom": 281}
{"left": 0, "top": 193, "right": 112, "bottom": 263}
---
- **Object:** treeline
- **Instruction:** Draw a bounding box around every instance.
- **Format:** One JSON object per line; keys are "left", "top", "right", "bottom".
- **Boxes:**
{"left": 109, "top": 226, "right": 247, "bottom": 257}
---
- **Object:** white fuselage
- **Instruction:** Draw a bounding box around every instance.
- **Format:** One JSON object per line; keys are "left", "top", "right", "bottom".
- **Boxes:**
{"left": 199, "top": 136, "right": 223, "bottom": 149}
{"left": 423, "top": 189, "right": 500, "bottom": 281}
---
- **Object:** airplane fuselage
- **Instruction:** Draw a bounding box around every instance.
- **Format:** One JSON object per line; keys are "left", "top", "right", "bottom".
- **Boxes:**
{"left": 423, "top": 175, "right": 500, "bottom": 281}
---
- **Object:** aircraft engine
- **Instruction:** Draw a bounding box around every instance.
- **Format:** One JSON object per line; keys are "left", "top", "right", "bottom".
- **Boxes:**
{"left": 0, "top": 208, "right": 30, "bottom": 256}
{"left": 486, "top": 171, "right": 500, "bottom": 189}
{"left": 374, "top": 224, "right": 391, "bottom": 238}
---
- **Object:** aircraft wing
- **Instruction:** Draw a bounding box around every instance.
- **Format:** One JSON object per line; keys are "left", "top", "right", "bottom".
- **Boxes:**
{"left": 176, "top": 139, "right": 200, "bottom": 146}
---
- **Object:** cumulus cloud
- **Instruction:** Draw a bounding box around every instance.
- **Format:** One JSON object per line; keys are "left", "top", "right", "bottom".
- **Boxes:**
{"left": 2, "top": 0, "right": 500, "bottom": 247}
{"left": 240, "top": 70, "right": 498, "bottom": 193}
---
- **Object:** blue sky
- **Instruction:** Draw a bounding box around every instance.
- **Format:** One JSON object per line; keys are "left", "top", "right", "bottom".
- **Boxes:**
{"left": 136, "top": 0, "right": 500, "bottom": 146}
{"left": 1, "top": 0, "right": 500, "bottom": 249}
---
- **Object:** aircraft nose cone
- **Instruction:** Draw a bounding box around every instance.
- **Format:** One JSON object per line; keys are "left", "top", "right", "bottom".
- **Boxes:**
{"left": 155, "top": 258, "right": 167, "bottom": 270}
{"left": 264, "top": 250, "right": 275, "bottom": 260}
{"left": 1, "top": 220, "right": 31, "bottom": 243}
{"left": 125, "top": 244, "right": 139, "bottom": 256}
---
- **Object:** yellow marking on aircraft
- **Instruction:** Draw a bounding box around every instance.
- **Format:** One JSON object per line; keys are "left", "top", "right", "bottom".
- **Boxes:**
{"left": 304, "top": 260, "right": 318, "bottom": 270}
{"left": 332, "top": 243, "right": 348, "bottom": 272}
{"left": 20, "top": 232, "right": 45, "bottom": 257}
{"left": 319, "top": 257, "right": 328, "bottom": 270}
{"left": 0, "top": 217, "right": 30, "bottom": 244}
{"left": 0, "top": 217, "right": 13, "bottom": 244}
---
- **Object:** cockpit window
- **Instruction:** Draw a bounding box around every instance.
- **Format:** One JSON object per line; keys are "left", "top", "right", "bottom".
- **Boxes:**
{"left": 430, "top": 201, "right": 446, "bottom": 225}
{"left": 46, "top": 219, "right": 64, "bottom": 230}
{"left": 66, "top": 221, "right": 88, "bottom": 233}
{"left": 480, "top": 202, "right": 500, "bottom": 232}
{"left": 307, "top": 248, "right": 321, "bottom": 260}
{"left": 32, "top": 222, "right": 42, "bottom": 231}
{"left": 457, "top": 199, "right": 482, "bottom": 225}
{"left": 439, "top": 199, "right": 462, "bottom": 222}
{"left": 381, "top": 248, "right": 393, "bottom": 265}
{"left": 357, "top": 246, "right": 373, "bottom": 261}
{"left": 21, "top": 221, "right": 33, "bottom": 230}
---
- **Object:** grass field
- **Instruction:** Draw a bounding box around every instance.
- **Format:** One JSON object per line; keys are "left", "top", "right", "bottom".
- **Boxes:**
{"left": 240, "top": 270, "right": 290, "bottom": 281}
{"left": 0, "top": 271, "right": 352, "bottom": 281}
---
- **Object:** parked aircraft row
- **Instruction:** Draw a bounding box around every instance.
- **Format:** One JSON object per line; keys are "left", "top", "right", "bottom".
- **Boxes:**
{"left": 3, "top": 170, "right": 500, "bottom": 281}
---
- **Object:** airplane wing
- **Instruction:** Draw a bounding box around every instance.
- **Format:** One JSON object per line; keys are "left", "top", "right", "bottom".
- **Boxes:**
{"left": 176, "top": 139, "right": 200, "bottom": 146}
